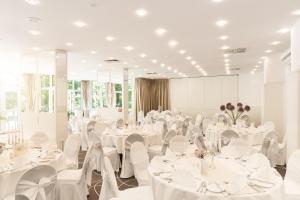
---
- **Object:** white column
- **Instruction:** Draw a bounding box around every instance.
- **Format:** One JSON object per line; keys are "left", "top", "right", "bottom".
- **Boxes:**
{"left": 54, "top": 50, "right": 68, "bottom": 149}
{"left": 286, "top": 19, "right": 300, "bottom": 157}
{"left": 123, "top": 68, "right": 129, "bottom": 123}
{"left": 262, "top": 54, "right": 285, "bottom": 140}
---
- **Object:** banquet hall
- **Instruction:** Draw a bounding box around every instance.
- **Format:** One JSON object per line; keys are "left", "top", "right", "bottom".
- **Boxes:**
{"left": 1, "top": 0, "right": 300, "bottom": 199}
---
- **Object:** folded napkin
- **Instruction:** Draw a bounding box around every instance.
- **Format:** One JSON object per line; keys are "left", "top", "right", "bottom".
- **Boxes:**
{"left": 172, "top": 169, "right": 196, "bottom": 188}
{"left": 246, "top": 153, "right": 270, "bottom": 169}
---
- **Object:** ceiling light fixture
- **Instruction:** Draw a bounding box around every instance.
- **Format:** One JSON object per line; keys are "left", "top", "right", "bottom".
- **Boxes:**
{"left": 219, "top": 35, "right": 228, "bottom": 40}
{"left": 135, "top": 9, "right": 148, "bottom": 17}
{"left": 224, "top": 59, "right": 230, "bottom": 63}
{"left": 25, "top": 0, "right": 40, "bottom": 5}
{"left": 155, "top": 28, "right": 167, "bottom": 36}
{"left": 223, "top": 54, "right": 229, "bottom": 58}
{"left": 221, "top": 45, "right": 230, "bottom": 50}
{"left": 140, "top": 53, "right": 147, "bottom": 58}
{"left": 265, "top": 49, "right": 272, "bottom": 53}
{"left": 216, "top": 19, "right": 228, "bottom": 27}
{"left": 185, "top": 56, "right": 192, "bottom": 60}
{"left": 271, "top": 41, "right": 281, "bottom": 45}
{"left": 277, "top": 28, "right": 290, "bottom": 34}
{"left": 152, "top": 59, "right": 158, "bottom": 64}
{"left": 32, "top": 47, "right": 40, "bottom": 51}
{"left": 168, "top": 40, "right": 178, "bottom": 47}
{"left": 105, "top": 36, "right": 115, "bottom": 41}
{"left": 179, "top": 50, "right": 186, "bottom": 54}
{"left": 124, "top": 46, "right": 134, "bottom": 51}
{"left": 160, "top": 63, "right": 165, "bottom": 67}
{"left": 66, "top": 42, "right": 73, "bottom": 46}
{"left": 28, "top": 30, "right": 40, "bottom": 35}
{"left": 191, "top": 61, "right": 197, "bottom": 65}
{"left": 90, "top": 51, "right": 97, "bottom": 54}
{"left": 292, "top": 9, "right": 300, "bottom": 16}
{"left": 73, "top": 21, "right": 87, "bottom": 28}
{"left": 167, "top": 66, "right": 172, "bottom": 71}
{"left": 212, "top": 0, "right": 224, "bottom": 3}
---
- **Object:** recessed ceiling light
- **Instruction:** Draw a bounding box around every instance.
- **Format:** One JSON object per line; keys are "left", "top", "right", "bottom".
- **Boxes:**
{"left": 32, "top": 47, "right": 40, "bottom": 51}
{"left": 224, "top": 59, "right": 230, "bottom": 63}
{"left": 105, "top": 36, "right": 115, "bottom": 41}
{"left": 292, "top": 9, "right": 300, "bottom": 16}
{"left": 66, "top": 42, "right": 73, "bottom": 46}
{"left": 167, "top": 66, "right": 172, "bottom": 71}
{"left": 212, "top": 0, "right": 224, "bottom": 3}
{"left": 179, "top": 50, "right": 186, "bottom": 54}
{"left": 135, "top": 9, "right": 148, "bottom": 17}
{"left": 223, "top": 54, "right": 229, "bottom": 58}
{"left": 155, "top": 28, "right": 167, "bottom": 36}
{"left": 28, "top": 30, "right": 40, "bottom": 36}
{"left": 73, "top": 21, "right": 87, "bottom": 28}
{"left": 261, "top": 56, "right": 267, "bottom": 60}
{"left": 265, "top": 49, "right": 272, "bottom": 53}
{"left": 195, "top": 65, "right": 200, "bottom": 69}
{"left": 185, "top": 56, "right": 192, "bottom": 60}
{"left": 81, "top": 59, "right": 86, "bottom": 63}
{"left": 173, "top": 69, "right": 178, "bottom": 73}
{"left": 271, "top": 41, "right": 281, "bottom": 45}
{"left": 124, "top": 46, "right": 134, "bottom": 51}
{"left": 251, "top": 70, "right": 255, "bottom": 75}
{"left": 258, "top": 61, "right": 263, "bottom": 64}
{"left": 226, "top": 70, "right": 231, "bottom": 75}
{"left": 216, "top": 19, "right": 228, "bottom": 27}
{"left": 160, "top": 63, "right": 165, "bottom": 67}
{"left": 25, "top": 0, "right": 40, "bottom": 5}
{"left": 168, "top": 40, "right": 178, "bottom": 47}
{"left": 225, "top": 66, "right": 230, "bottom": 70}
{"left": 225, "top": 63, "right": 230, "bottom": 67}
{"left": 191, "top": 61, "right": 197, "bottom": 65}
{"left": 135, "top": 65, "right": 139, "bottom": 68}
{"left": 277, "top": 28, "right": 290, "bottom": 34}
{"left": 221, "top": 45, "right": 230, "bottom": 50}
{"left": 123, "top": 62, "right": 128, "bottom": 65}
{"left": 152, "top": 59, "right": 158, "bottom": 64}
{"left": 219, "top": 35, "right": 228, "bottom": 40}
{"left": 140, "top": 53, "right": 147, "bottom": 58}
{"left": 98, "top": 64, "right": 102, "bottom": 67}
{"left": 90, "top": 50, "right": 97, "bottom": 54}
{"left": 254, "top": 65, "right": 260, "bottom": 68}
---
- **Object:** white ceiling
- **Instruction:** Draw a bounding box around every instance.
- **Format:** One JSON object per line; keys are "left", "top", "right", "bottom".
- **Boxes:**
{"left": 0, "top": 0, "right": 300, "bottom": 79}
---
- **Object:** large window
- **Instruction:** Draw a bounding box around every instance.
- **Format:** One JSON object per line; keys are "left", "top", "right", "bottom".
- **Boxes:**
{"left": 40, "top": 75, "right": 55, "bottom": 112}
{"left": 92, "top": 81, "right": 108, "bottom": 108}
{"left": 68, "top": 80, "right": 82, "bottom": 112}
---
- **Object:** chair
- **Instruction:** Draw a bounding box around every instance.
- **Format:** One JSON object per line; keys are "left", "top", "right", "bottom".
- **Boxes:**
{"left": 194, "top": 134, "right": 206, "bottom": 151}
{"left": 60, "top": 134, "right": 81, "bottom": 170}
{"left": 169, "top": 135, "right": 189, "bottom": 154}
{"left": 130, "top": 142, "right": 151, "bottom": 186}
{"left": 120, "top": 134, "right": 145, "bottom": 178}
{"left": 57, "top": 143, "right": 98, "bottom": 200}
{"left": 5, "top": 165, "right": 57, "bottom": 200}
{"left": 284, "top": 150, "right": 300, "bottom": 200}
{"left": 148, "top": 130, "right": 177, "bottom": 159}
{"left": 181, "top": 117, "right": 192, "bottom": 136}
{"left": 220, "top": 130, "right": 239, "bottom": 147}
{"left": 100, "top": 157, "right": 153, "bottom": 200}
{"left": 264, "top": 132, "right": 287, "bottom": 166}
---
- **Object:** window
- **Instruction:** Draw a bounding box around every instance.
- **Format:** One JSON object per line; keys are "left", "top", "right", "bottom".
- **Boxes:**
{"left": 68, "top": 80, "right": 82, "bottom": 113}
{"left": 40, "top": 75, "right": 55, "bottom": 112}
{"left": 91, "top": 81, "right": 109, "bottom": 108}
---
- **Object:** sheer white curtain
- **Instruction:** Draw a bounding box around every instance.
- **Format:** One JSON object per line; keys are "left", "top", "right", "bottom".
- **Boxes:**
{"left": 23, "top": 73, "right": 41, "bottom": 112}
{"left": 81, "top": 80, "right": 90, "bottom": 117}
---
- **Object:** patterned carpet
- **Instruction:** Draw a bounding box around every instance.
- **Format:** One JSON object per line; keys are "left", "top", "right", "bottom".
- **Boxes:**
{"left": 79, "top": 151, "right": 286, "bottom": 200}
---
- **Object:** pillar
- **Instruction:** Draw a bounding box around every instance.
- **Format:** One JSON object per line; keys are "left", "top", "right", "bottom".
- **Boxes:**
{"left": 123, "top": 68, "right": 129, "bottom": 123}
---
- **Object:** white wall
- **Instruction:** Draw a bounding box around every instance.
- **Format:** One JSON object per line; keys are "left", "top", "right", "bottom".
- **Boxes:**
{"left": 170, "top": 74, "right": 263, "bottom": 124}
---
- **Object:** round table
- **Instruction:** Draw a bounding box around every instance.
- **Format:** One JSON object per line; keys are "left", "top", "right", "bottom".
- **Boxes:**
{"left": 0, "top": 144, "right": 62, "bottom": 199}
{"left": 102, "top": 128, "right": 162, "bottom": 153}
{"left": 148, "top": 152, "right": 283, "bottom": 200}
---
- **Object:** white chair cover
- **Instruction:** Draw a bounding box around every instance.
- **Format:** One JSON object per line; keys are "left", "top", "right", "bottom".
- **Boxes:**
{"left": 260, "top": 131, "right": 277, "bottom": 164}
{"left": 157, "top": 118, "right": 168, "bottom": 139}
{"left": 169, "top": 135, "right": 188, "bottom": 154}
{"left": 130, "top": 142, "right": 150, "bottom": 186}
{"left": 60, "top": 134, "right": 81, "bottom": 170}
{"left": 137, "top": 111, "right": 145, "bottom": 126}
{"left": 220, "top": 129, "right": 239, "bottom": 147}
{"left": 15, "top": 165, "right": 57, "bottom": 200}
{"left": 161, "top": 130, "right": 177, "bottom": 155}
{"left": 266, "top": 133, "right": 287, "bottom": 166}
{"left": 284, "top": 150, "right": 300, "bottom": 199}
{"left": 120, "top": 134, "right": 145, "bottom": 178}
{"left": 194, "top": 134, "right": 206, "bottom": 151}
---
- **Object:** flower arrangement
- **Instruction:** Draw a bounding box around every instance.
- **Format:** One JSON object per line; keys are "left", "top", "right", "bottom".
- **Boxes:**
{"left": 194, "top": 148, "right": 207, "bottom": 159}
{"left": 220, "top": 102, "right": 251, "bottom": 125}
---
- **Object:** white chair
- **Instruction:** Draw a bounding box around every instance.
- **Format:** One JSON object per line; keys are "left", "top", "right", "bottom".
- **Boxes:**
{"left": 60, "top": 134, "right": 81, "bottom": 170}
{"left": 169, "top": 135, "right": 189, "bottom": 154}
{"left": 120, "top": 134, "right": 145, "bottom": 178}
{"left": 116, "top": 118, "right": 124, "bottom": 129}
{"left": 130, "top": 142, "right": 150, "bottom": 186}
{"left": 148, "top": 130, "right": 176, "bottom": 159}
{"left": 194, "top": 134, "right": 206, "bottom": 151}
{"left": 220, "top": 130, "right": 239, "bottom": 147}
{"left": 100, "top": 157, "right": 153, "bottom": 200}
{"left": 57, "top": 143, "right": 98, "bottom": 200}
{"left": 5, "top": 165, "right": 57, "bottom": 200}
{"left": 284, "top": 150, "right": 300, "bottom": 200}
{"left": 266, "top": 133, "right": 287, "bottom": 166}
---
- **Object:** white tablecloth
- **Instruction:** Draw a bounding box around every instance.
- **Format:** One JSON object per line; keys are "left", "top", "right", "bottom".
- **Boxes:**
{"left": 148, "top": 153, "right": 283, "bottom": 200}
{"left": 102, "top": 128, "right": 162, "bottom": 153}
{"left": 0, "top": 146, "right": 62, "bottom": 199}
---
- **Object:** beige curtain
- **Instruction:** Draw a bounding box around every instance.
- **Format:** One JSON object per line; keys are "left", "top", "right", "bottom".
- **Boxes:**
{"left": 81, "top": 80, "right": 90, "bottom": 111}
{"left": 105, "top": 82, "right": 115, "bottom": 107}
{"left": 23, "top": 73, "right": 40, "bottom": 112}
{"left": 135, "top": 78, "right": 170, "bottom": 117}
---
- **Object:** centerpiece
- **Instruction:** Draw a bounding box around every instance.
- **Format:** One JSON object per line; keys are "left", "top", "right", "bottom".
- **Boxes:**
{"left": 220, "top": 102, "right": 251, "bottom": 125}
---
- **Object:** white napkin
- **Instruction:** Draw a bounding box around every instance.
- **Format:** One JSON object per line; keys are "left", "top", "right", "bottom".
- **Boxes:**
{"left": 172, "top": 170, "right": 196, "bottom": 188}
{"left": 246, "top": 153, "right": 270, "bottom": 169}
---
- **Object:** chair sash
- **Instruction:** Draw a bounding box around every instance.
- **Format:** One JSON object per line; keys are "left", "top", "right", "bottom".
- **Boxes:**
{"left": 221, "top": 130, "right": 239, "bottom": 147}
{"left": 195, "top": 135, "right": 206, "bottom": 151}
{"left": 161, "top": 130, "right": 176, "bottom": 155}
